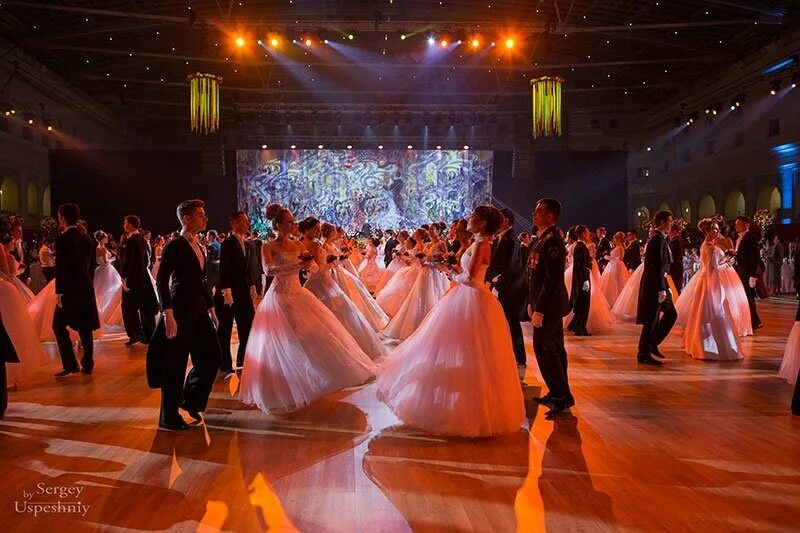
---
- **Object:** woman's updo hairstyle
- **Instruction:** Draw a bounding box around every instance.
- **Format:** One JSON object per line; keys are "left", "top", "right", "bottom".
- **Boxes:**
{"left": 266, "top": 203, "right": 290, "bottom": 225}
{"left": 297, "top": 216, "right": 319, "bottom": 234}
{"left": 697, "top": 218, "right": 715, "bottom": 233}
{"left": 413, "top": 228, "right": 429, "bottom": 243}
{"left": 320, "top": 222, "right": 337, "bottom": 238}
{"left": 575, "top": 224, "right": 589, "bottom": 240}
{"left": 566, "top": 226, "right": 578, "bottom": 242}
{"left": 94, "top": 230, "right": 107, "bottom": 242}
{"left": 613, "top": 231, "right": 625, "bottom": 244}
{"left": 473, "top": 205, "right": 503, "bottom": 235}
{"left": 370, "top": 237, "right": 381, "bottom": 247}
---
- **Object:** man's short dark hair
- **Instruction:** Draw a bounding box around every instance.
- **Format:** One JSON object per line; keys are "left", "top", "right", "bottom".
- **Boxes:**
{"left": 229, "top": 210, "right": 247, "bottom": 221}
{"left": 176, "top": 199, "right": 205, "bottom": 223}
{"left": 207, "top": 229, "right": 218, "bottom": 239}
{"left": 499, "top": 207, "right": 514, "bottom": 226}
{"left": 124, "top": 215, "right": 141, "bottom": 229}
{"left": 735, "top": 215, "right": 750, "bottom": 224}
{"left": 58, "top": 203, "right": 80, "bottom": 225}
{"left": 536, "top": 198, "right": 562, "bottom": 219}
{"left": 597, "top": 227, "right": 606, "bottom": 234}
{"left": 653, "top": 210, "right": 673, "bottom": 226}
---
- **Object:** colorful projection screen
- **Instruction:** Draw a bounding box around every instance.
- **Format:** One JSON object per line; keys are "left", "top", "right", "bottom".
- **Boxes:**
{"left": 236, "top": 149, "right": 493, "bottom": 233}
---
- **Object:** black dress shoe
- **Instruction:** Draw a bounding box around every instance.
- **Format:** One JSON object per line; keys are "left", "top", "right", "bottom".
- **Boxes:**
{"left": 545, "top": 399, "right": 575, "bottom": 419}
{"left": 533, "top": 394, "right": 554, "bottom": 406}
{"left": 637, "top": 355, "right": 662, "bottom": 366}
{"left": 80, "top": 367, "right": 93, "bottom": 375}
{"left": 124, "top": 339, "right": 139, "bottom": 346}
{"left": 180, "top": 405, "right": 202, "bottom": 422}
{"left": 158, "top": 420, "right": 190, "bottom": 431}
{"left": 575, "top": 332, "right": 592, "bottom": 337}
{"left": 754, "top": 323, "right": 764, "bottom": 330}
{"left": 651, "top": 346, "right": 665, "bottom": 359}
{"left": 54, "top": 369, "right": 79, "bottom": 378}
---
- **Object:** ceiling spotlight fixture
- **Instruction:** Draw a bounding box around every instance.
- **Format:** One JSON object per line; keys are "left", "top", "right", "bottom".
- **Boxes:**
{"left": 407, "top": 144, "right": 413, "bottom": 149}
{"left": 769, "top": 79, "right": 782, "bottom": 95}
{"left": 463, "top": 145, "right": 469, "bottom": 150}
{"left": 505, "top": 38, "right": 515, "bottom": 49}
{"left": 347, "top": 145, "right": 353, "bottom": 149}
{"left": 436, "top": 145, "right": 442, "bottom": 150}
{"left": 348, "top": 34, "right": 354, "bottom": 40}
{"left": 400, "top": 34, "right": 407, "bottom": 40}
{"left": 378, "top": 145, "right": 384, "bottom": 149}
{"left": 261, "top": 144, "right": 267, "bottom": 149}
{"left": 235, "top": 36, "right": 245, "bottom": 47}
{"left": 305, "top": 38, "right": 313, "bottom": 46}
{"left": 318, "top": 144, "right": 324, "bottom": 149}
{"left": 290, "top": 144, "right": 296, "bottom": 149}
{"left": 270, "top": 37, "right": 279, "bottom": 47}
{"left": 471, "top": 38, "right": 480, "bottom": 48}
{"left": 428, "top": 37, "right": 435, "bottom": 46}
{"left": 440, "top": 39, "right": 448, "bottom": 47}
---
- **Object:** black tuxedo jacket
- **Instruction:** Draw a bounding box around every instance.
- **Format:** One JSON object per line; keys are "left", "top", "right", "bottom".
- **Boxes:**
{"left": 735, "top": 232, "right": 760, "bottom": 283}
{"left": 156, "top": 237, "right": 213, "bottom": 326}
{"left": 570, "top": 242, "right": 591, "bottom": 308}
{"left": 636, "top": 232, "right": 671, "bottom": 324}
{"left": 9, "top": 239, "right": 29, "bottom": 278}
{"left": 623, "top": 241, "right": 641, "bottom": 271}
{"left": 669, "top": 236, "right": 685, "bottom": 278}
{"left": 55, "top": 227, "right": 100, "bottom": 331}
{"left": 487, "top": 228, "right": 528, "bottom": 317}
{"left": 217, "top": 235, "right": 254, "bottom": 301}
{"left": 527, "top": 226, "right": 570, "bottom": 318}
{"left": 120, "top": 233, "right": 151, "bottom": 290}
{"left": 383, "top": 238, "right": 399, "bottom": 265}
{"left": 248, "top": 238, "right": 264, "bottom": 282}
{"left": 595, "top": 237, "right": 611, "bottom": 264}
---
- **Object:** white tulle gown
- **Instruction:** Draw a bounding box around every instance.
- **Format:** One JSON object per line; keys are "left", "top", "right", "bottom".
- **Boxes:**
{"left": 93, "top": 247, "right": 123, "bottom": 326}
{"left": 5, "top": 255, "right": 34, "bottom": 304}
{"left": 332, "top": 260, "right": 389, "bottom": 331}
{"left": 375, "top": 247, "right": 405, "bottom": 295}
{"left": 27, "top": 280, "right": 104, "bottom": 342}
{"left": 357, "top": 244, "right": 384, "bottom": 293}
{"left": 1, "top": 278, "right": 48, "bottom": 385}
{"left": 679, "top": 242, "right": 742, "bottom": 361}
{"left": 779, "top": 319, "right": 799, "bottom": 385}
{"left": 613, "top": 260, "right": 680, "bottom": 320}
{"left": 304, "top": 244, "right": 388, "bottom": 359}
{"left": 240, "top": 246, "right": 377, "bottom": 414}
{"left": 564, "top": 251, "right": 616, "bottom": 334}
{"left": 384, "top": 244, "right": 449, "bottom": 341}
{"left": 376, "top": 252, "right": 423, "bottom": 317}
{"left": 599, "top": 246, "right": 629, "bottom": 308}
{"left": 377, "top": 238, "right": 525, "bottom": 437}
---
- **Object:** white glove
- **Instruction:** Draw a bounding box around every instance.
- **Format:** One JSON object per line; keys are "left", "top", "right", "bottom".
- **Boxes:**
{"left": 749, "top": 277, "right": 757, "bottom": 288}
{"left": 249, "top": 285, "right": 257, "bottom": 300}
{"left": 658, "top": 291, "right": 666, "bottom": 304}
{"left": 222, "top": 289, "right": 234, "bottom": 306}
{"left": 582, "top": 280, "right": 590, "bottom": 292}
{"left": 209, "top": 308, "right": 219, "bottom": 330}
{"left": 532, "top": 311, "right": 544, "bottom": 328}
{"left": 56, "top": 294, "right": 63, "bottom": 308}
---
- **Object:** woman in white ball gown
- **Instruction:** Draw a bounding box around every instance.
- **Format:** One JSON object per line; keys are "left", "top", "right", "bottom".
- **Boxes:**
{"left": 599, "top": 231, "right": 630, "bottom": 308}
{"left": 383, "top": 229, "right": 450, "bottom": 341}
{"left": 0, "top": 250, "right": 47, "bottom": 386}
{"left": 376, "top": 230, "right": 426, "bottom": 317}
{"left": 779, "top": 301, "right": 799, "bottom": 385}
{"left": 326, "top": 225, "right": 389, "bottom": 331}
{"left": 564, "top": 227, "right": 615, "bottom": 334}
{"left": 357, "top": 236, "right": 385, "bottom": 294}
{"left": 92, "top": 231, "right": 124, "bottom": 327}
{"left": 1, "top": 235, "right": 34, "bottom": 304}
{"left": 300, "top": 217, "right": 388, "bottom": 360}
{"left": 374, "top": 230, "right": 409, "bottom": 296}
{"left": 679, "top": 219, "right": 742, "bottom": 361}
{"left": 377, "top": 205, "right": 525, "bottom": 437}
{"left": 239, "top": 204, "right": 377, "bottom": 415}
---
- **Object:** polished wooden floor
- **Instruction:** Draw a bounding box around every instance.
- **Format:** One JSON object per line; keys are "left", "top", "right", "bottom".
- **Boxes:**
{"left": 2, "top": 299, "right": 799, "bottom": 532}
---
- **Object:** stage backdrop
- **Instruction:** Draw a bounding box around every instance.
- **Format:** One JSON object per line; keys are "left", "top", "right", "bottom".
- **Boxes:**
{"left": 237, "top": 149, "right": 493, "bottom": 232}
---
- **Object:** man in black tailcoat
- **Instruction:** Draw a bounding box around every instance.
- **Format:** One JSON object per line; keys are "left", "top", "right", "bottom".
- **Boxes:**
{"left": 249, "top": 230, "right": 265, "bottom": 295}
{"left": 486, "top": 208, "right": 529, "bottom": 366}
{"left": 734, "top": 215, "right": 763, "bottom": 330}
{"left": 528, "top": 198, "right": 572, "bottom": 419}
{"left": 9, "top": 224, "right": 28, "bottom": 282}
{"left": 214, "top": 211, "right": 256, "bottom": 376}
{"left": 623, "top": 231, "right": 641, "bottom": 272}
{"left": 120, "top": 215, "right": 158, "bottom": 345}
{"left": 636, "top": 210, "right": 677, "bottom": 365}
{"left": 0, "top": 315, "right": 18, "bottom": 418}
{"left": 383, "top": 230, "right": 399, "bottom": 267}
{"left": 595, "top": 227, "right": 611, "bottom": 273}
{"left": 53, "top": 203, "right": 101, "bottom": 377}
{"left": 147, "top": 199, "right": 221, "bottom": 431}
{"left": 568, "top": 226, "right": 592, "bottom": 336}
{"left": 668, "top": 223, "right": 685, "bottom": 294}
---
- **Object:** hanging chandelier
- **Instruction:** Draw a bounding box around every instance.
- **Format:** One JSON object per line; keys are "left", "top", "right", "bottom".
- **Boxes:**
{"left": 530, "top": 76, "right": 564, "bottom": 139}
{"left": 187, "top": 73, "right": 222, "bottom": 134}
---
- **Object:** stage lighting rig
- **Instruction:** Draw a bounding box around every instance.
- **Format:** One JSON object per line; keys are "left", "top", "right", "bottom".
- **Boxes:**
{"left": 769, "top": 79, "right": 781, "bottom": 95}
{"left": 792, "top": 73, "right": 800, "bottom": 88}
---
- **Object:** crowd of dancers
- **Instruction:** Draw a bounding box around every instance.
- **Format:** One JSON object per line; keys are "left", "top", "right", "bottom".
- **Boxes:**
{"left": 1, "top": 200, "right": 799, "bottom": 434}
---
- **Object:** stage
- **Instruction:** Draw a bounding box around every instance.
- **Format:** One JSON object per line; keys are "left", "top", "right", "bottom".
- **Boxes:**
{"left": 1, "top": 299, "right": 798, "bottom": 532}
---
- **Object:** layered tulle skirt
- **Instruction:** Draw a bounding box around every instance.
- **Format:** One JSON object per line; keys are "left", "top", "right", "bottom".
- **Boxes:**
{"left": 564, "top": 263, "right": 616, "bottom": 334}
{"left": 1, "top": 279, "right": 48, "bottom": 386}
{"left": 383, "top": 266, "right": 448, "bottom": 341}
{"left": 333, "top": 266, "right": 389, "bottom": 330}
{"left": 718, "top": 265, "right": 753, "bottom": 337}
{"left": 779, "top": 322, "right": 800, "bottom": 384}
{"left": 240, "top": 279, "right": 377, "bottom": 414}
{"left": 680, "top": 272, "right": 742, "bottom": 361}
{"left": 599, "top": 258, "right": 629, "bottom": 308}
{"left": 94, "top": 264, "right": 123, "bottom": 326}
{"left": 374, "top": 256, "right": 404, "bottom": 295}
{"left": 304, "top": 270, "right": 388, "bottom": 359}
{"left": 8, "top": 276, "right": 34, "bottom": 304}
{"left": 377, "top": 282, "right": 525, "bottom": 437}
{"left": 376, "top": 264, "right": 420, "bottom": 317}
{"left": 27, "top": 281, "right": 104, "bottom": 342}
{"left": 612, "top": 263, "right": 679, "bottom": 320}
{"left": 358, "top": 257, "right": 384, "bottom": 294}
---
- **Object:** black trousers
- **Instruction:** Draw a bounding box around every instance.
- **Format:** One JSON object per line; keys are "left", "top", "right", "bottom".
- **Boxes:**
{"left": 744, "top": 285, "right": 762, "bottom": 328}
{"left": 499, "top": 295, "right": 527, "bottom": 365}
{"left": 214, "top": 294, "right": 255, "bottom": 371}
{"left": 532, "top": 314, "right": 572, "bottom": 401}
{"left": 122, "top": 286, "right": 157, "bottom": 342}
{"left": 53, "top": 306, "right": 94, "bottom": 371}
{"left": 0, "top": 362, "right": 7, "bottom": 419}
{"left": 637, "top": 292, "right": 677, "bottom": 354}
{"left": 669, "top": 270, "right": 683, "bottom": 295}
{"left": 568, "top": 291, "right": 590, "bottom": 335}
{"left": 792, "top": 367, "right": 800, "bottom": 415}
{"left": 42, "top": 266, "right": 56, "bottom": 282}
{"left": 159, "top": 314, "right": 221, "bottom": 425}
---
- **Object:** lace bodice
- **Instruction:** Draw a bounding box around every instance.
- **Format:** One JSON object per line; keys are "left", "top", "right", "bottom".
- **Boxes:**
{"left": 266, "top": 247, "right": 305, "bottom": 293}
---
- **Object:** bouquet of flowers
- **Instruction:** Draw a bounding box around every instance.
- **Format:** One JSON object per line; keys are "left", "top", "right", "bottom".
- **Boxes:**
{"left": 298, "top": 251, "right": 313, "bottom": 263}
{"left": 414, "top": 252, "right": 426, "bottom": 260}
{"left": 326, "top": 254, "right": 338, "bottom": 264}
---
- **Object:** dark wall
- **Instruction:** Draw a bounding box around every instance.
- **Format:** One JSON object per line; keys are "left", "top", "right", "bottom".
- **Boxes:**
{"left": 49, "top": 150, "right": 237, "bottom": 236}
{"left": 493, "top": 150, "right": 628, "bottom": 231}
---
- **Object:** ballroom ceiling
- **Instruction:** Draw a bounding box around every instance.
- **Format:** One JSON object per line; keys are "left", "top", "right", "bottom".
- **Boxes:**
{"left": 0, "top": 0, "right": 795, "bottom": 135}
